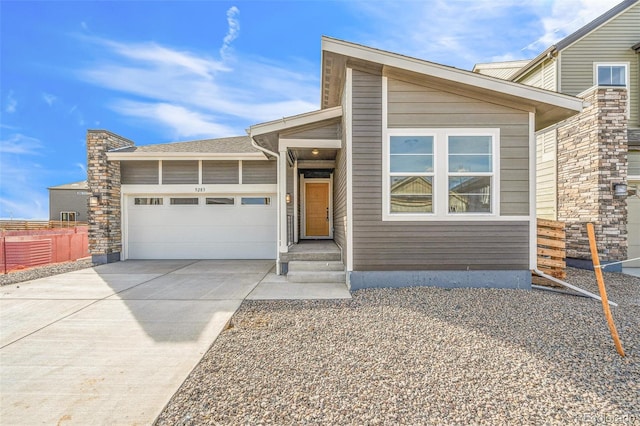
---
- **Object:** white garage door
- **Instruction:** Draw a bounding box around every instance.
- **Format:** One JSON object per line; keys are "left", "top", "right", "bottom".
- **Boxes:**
{"left": 126, "top": 195, "right": 277, "bottom": 259}
{"left": 627, "top": 182, "right": 640, "bottom": 268}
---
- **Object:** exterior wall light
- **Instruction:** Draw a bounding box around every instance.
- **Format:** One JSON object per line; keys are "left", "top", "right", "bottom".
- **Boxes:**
{"left": 612, "top": 182, "right": 628, "bottom": 197}
{"left": 89, "top": 194, "right": 102, "bottom": 206}
{"left": 285, "top": 193, "right": 292, "bottom": 204}
{"left": 311, "top": 148, "right": 320, "bottom": 155}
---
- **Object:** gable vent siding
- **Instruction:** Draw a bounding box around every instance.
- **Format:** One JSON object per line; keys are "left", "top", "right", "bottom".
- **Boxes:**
{"left": 202, "top": 160, "right": 239, "bottom": 184}
{"left": 350, "top": 69, "right": 530, "bottom": 272}
{"left": 121, "top": 161, "right": 159, "bottom": 185}
{"left": 162, "top": 160, "right": 199, "bottom": 184}
{"left": 282, "top": 122, "right": 341, "bottom": 139}
{"left": 242, "top": 161, "right": 277, "bottom": 184}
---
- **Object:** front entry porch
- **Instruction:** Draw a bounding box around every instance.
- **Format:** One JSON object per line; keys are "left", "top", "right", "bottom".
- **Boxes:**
{"left": 281, "top": 240, "right": 346, "bottom": 284}
{"left": 249, "top": 240, "right": 350, "bottom": 299}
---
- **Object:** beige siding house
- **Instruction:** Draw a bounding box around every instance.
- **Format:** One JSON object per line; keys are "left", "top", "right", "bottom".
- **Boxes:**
{"left": 475, "top": 0, "right": 640, "bottom": 269}
{"left": 87, "top": 37, "right": 582, "bottom": 289}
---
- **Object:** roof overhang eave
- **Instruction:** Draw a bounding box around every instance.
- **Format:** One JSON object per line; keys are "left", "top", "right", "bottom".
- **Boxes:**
{"left": 106, "top": 152, "right": 266, "bottom": 161}
{"left": 248, "top": 106, "right": 343, "bottom": 138}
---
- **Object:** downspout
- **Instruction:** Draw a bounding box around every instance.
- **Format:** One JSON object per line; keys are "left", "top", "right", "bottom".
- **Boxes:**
{"left": 249, "top": 133, "right": 282, "bottom": 274}
{"left": 531, "top": 268, "right": 616, "bottom": 307}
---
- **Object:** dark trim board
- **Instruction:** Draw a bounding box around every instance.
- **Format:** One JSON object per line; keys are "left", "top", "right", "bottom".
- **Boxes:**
{"left": 567, "top": 257, "right": 622, "bottom": 273}
{"left": 348, "top": 270, "right": 531, "bottom": 290}
{"left": 92, "top": 252, "right": 121, "bottom": 265}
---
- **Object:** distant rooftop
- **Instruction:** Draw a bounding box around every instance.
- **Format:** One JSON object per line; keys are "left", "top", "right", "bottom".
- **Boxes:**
{"left": 48, "top": 180, "right": 88, "bottom": 190}
{"left": 111, "top": 136, "right": 259, "bottom": 154}
{"left": 472, "top": 60, "right": 531, "bottom": 80}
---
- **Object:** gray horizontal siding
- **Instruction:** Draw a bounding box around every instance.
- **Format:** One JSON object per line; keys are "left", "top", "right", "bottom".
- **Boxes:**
{"left": 121, "top": 161, "right": 159, "bottom": 184}
{"left": 333, "top": 114, "right": 348, "bottom": 261}
{"left": 281, "top": 121, "right": 341, "bottom": 139}
{"left": 202, "top": 160, "right": 238, "bottom": 184}
{"left": 242, "top": 160, "right": 277, "bottom": 184}
{"left": 387, "top": 77, "right": 530, "bottom": 216}
{"left": 559, "top": 3, "right": 639, "bottom": 126}
{"left": 350, "top": 69, "right": 530, "bottom": 271}
{"left": 162, "top": 160, "right": 198, "bottom": 184}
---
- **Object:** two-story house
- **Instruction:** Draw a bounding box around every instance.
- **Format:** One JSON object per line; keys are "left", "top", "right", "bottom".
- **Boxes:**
{"left": 474, "top": 0, "right": 640, "bottom": 269}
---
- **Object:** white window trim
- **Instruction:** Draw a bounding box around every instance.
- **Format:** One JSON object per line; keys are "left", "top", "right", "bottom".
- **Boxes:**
{"left": 594, "top": 62, "right": 630, "bottom": 119}
{"left": 60, "top": 211, "right": 78, "bottom": 221}
{"left": 382, "top": 128, "right": 501, "bottom": 221}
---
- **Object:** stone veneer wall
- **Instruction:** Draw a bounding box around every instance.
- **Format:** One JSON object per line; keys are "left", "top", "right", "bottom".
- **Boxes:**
{"left": 87, "top": 130, "right": 135, "bottom": 264}
{"left": 556, "top": 87, "right": 628, "bottom": 262}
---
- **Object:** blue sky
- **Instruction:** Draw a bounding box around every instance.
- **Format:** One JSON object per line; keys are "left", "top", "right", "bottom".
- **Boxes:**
{"left": 0, "top": 0, "right": 619, "bottom": 219}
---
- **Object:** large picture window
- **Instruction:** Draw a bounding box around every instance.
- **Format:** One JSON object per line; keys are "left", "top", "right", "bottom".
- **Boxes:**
{"left": 384, "top": 129, "right": 499, "bottom": 220}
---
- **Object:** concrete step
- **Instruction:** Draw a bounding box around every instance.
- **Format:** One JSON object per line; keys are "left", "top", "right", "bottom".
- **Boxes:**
{"left": 287, "top": 251, "right": 341, "bottom": 262}
{"left": 287, "top": 270, "right": 346, "bottom": 283}
{"left": 288, "top": 260, "right": 345, "bottom": 272}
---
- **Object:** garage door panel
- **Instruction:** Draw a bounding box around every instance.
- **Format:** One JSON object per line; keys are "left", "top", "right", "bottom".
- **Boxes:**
{"left": 129, "top": 225, "right": 276, "bottom": 243}
{"left": 126, "top": 195, "right": 276, "bottom": 259}
{"left": 128, "top": 242, "right": 275, "bottom": 260}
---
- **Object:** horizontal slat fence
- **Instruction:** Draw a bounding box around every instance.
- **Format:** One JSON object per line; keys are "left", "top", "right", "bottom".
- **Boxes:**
{"left": 533, "top": 218, "right": 566, "bottom": 287}
{"left": 0, "top": 220, "right": 87, "bottom": 230}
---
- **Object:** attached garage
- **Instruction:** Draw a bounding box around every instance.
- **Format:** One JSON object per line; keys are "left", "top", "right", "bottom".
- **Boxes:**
{"left": 104, "top": 136, "right": 278, "bottom": 261}
{"left": 125, "top": 194, "right": 276, "bottom": 259}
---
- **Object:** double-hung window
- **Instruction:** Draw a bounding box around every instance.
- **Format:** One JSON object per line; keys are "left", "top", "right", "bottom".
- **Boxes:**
{"left": 448, "top": 135, "right": 493, "bottom": 213}
{"left": 389, "top": 135, "right": 434, "bottom": 213}
{"left": 384, "top": 129, "right": 499, "bottom": 220}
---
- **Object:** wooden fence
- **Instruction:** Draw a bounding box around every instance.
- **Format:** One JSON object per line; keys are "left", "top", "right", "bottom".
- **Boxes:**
{"left": 533, "top": 218, "right": 566, "bottom": 286}
{"left": 0, "top": 220, "right": 87, "bottom": 231}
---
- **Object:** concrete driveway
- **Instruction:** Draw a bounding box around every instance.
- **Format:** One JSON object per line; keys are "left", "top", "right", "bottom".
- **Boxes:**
{"left": 0, "top": 259, "right": 274, "bottom": 425}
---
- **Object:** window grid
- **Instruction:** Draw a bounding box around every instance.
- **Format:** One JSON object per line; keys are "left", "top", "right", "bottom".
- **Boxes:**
{"left": 384, "top": 129, "right": 499, "bottom": 219}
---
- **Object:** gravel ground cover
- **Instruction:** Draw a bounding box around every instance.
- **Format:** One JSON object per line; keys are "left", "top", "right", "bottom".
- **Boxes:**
{"left": 157, "top": 269, "right": 639, "bottom": 425}
{"left": 0, "top": 258, "right": 94, "bottom": 286}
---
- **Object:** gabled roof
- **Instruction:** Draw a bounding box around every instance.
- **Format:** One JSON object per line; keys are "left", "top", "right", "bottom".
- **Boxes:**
{"left": 249, "top": 106, "right": 342, "bottom": 138}
{"left": 107, "top": 136, "right": 266, "bottom": 160}
{"left": 321, "top": 36, "right": 583, "bottom": 131}
{"left": 48, "top": 180, "right": 88, "bottom": 190}
{"left": 472, "top": 60, "right": 531, "bottom": 80}
{"left": 510, "top": 0, "right": 639, "bottom": 81}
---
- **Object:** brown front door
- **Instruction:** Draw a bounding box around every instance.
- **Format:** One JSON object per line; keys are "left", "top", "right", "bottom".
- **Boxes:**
{"left": 305, "top": 182, "right": 330, "bottom": 237}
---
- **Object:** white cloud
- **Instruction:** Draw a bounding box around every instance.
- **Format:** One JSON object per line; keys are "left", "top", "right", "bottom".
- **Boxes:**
{"left": 77, "top": 6, "right": 317, "bottom": 139}
{"left": 524, "top": 0, "right": 618, "bottom": 53}
{"left": 75, "top": 162, "right": 87, "bottom": 175}
{"left": 220, "top": 6, "right": 240, "bottom": 59}
{"left": 0, "top": 194, "right": 48, "bottom": 220}
{"left": 112, "top": 100, "right": 238, "bottom": 139}
{"left": 91, "top": 37, "right": 229, "bottom": 77}
{"left": 42, "top": 92, "right": 57, "bottom": 106}
{"left": 5, "top": 91, "right": 17, "bottom": 113}
{"left": 0, "top": 133, "right": 43, "bottom": 154}
{"left": 0, "top": 134, "right": 48, "bottom": 219}
{"left": 348, "top": 0, "right": 621, "bottom": 68}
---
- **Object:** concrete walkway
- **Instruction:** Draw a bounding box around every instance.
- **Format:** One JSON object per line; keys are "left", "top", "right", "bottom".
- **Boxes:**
{"left": 0, "top": 260, "right": 274, "bottom": 425}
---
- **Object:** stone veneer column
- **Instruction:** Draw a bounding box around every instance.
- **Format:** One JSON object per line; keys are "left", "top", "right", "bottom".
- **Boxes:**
{"left": 556, "top": 87, "right": 628, "bottom": 265}
{"left": 86, "top": 130, "right": 135, "bottom": 264}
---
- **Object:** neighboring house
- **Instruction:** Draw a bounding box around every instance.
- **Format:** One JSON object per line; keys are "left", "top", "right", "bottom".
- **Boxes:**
{"left": 48, "top": 180, "right": 89, "bottom": 222}
{"left": 87, "top": 37, "right": 582, "bottom": 289}
{"left": 474, "top": 0, "right": 640, "bottom": 269}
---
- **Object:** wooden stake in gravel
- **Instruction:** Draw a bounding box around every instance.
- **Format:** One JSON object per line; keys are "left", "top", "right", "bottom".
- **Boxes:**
{"left": 586, "top": 222, "right": 625, "bottom": 357}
